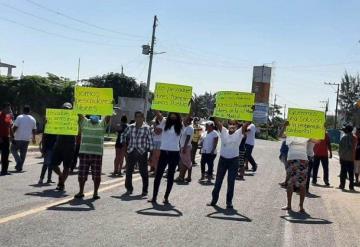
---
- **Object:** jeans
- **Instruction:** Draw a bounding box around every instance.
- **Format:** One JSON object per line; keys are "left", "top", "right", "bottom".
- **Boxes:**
{"left": 126, "top": 150, "right": 149, "bottom": 193}
{"left": 40, "top": 149, "right": 53, "bottom": 181}
{"left": 152, "top": 150, "right": 180, "bottom": 200}
{"left": 11, "top": 140, "right": 29, "bottom": 171}
{"left": 340, "top": 159, "right": 354, "bottom": 189}
{"left": 201, "top": 153, "right": 217, "bottom": 176}
{"left": 0, "top": 137, "right": 10, "bottom": 174}
{"left": 306, "top": 156, "right": 314, "bottom": 192}
{"left": 245, "top": 144, "right": 257, "bottom": 168}
{"left": 212, "top": 156, "right": 239, "bottom": 206}
{"left": 191, "top": 141, "right": 199, "bottom": 163}
{"left": 313, "top": 156, "right": 329, "bottom": 184}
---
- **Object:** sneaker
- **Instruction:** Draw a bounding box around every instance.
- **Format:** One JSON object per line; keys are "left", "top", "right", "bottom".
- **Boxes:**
{"left": 47, "top": 179, "right": 55, "bottom": 184}
{"left": 38, "top": 179, "right": 43, "bottom": 185}
{"left": 325, "top": 182, "right": 330, "bottom": 186}
{"left": 200, "top": 175, "right": 205, "bottom": 180}
{"left": 185, "top": 178, "right": 192, "bottom": 183}
{"left": 74, "top": 193, "right": 84, "bottom": 199}
{"left": 174, "top": 177, "right": 185, "bottom": 183}
{"left": 125, "top": 190, "right": 133, "bottom": 195}
{"left": 226, "top": 204, "right": 234, "bottom": 209}
{"left": 141, "top": 192, "right": 148, "bottom": 197}
{"left": 56, "top": 184, "right": 65, "bottom": 191}
{"left": 349, "top": 187, "right": 355, "bottom": 191}
{"left": 252, "top": 164, "right": 257, "bottom": 172}
{"left": 206, "top": 201, "right": 216, "bottom": 207}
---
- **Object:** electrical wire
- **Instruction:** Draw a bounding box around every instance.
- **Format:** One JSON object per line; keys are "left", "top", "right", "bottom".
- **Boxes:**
{"left": 0, "top": 2, "right": 137, "bottom": 42}
{"left": 25, "top": 0, "right": 145, "bottom": 39}
{"left": 0, "top": 16, "right": 137, "bottom": 47}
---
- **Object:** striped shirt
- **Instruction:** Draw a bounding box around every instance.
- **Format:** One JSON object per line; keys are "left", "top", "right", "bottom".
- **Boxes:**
{"left": 120, "top": 122, "right": 154, "bottom": 154}
{"left": 79, "top": 119, "right": 107, "bottom": 156}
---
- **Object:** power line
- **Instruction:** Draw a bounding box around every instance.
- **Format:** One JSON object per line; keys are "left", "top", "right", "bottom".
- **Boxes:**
{"left": 0, "top": 16, "right": 136, "bottom": 47}
{"left": 0, "top": 2, "right": 135, "bottom": 41}
{"left": 26, "top": 0, "right": 145, "bottom": 39}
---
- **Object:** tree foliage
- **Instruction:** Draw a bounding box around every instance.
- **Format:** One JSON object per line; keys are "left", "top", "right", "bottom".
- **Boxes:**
{"left": 191, "top": 92, "right": 216, "bottom": 118}
{"left": 339, "top": 72, "right": 360, "bottom": 123}
{"left": 85, "top": 73, "right": 148, "bottom": 104}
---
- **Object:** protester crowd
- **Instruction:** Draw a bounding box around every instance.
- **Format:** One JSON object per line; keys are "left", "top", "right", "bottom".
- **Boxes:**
{"left": 0, "top": 101, "right": 359, "bottom": 213}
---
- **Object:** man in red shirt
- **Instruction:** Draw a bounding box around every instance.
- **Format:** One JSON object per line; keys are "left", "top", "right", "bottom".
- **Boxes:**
{"left": 312, "top": 132, "right": 333, "bottom": 186}
{"left": 0, "top": 103, "right": 13, "bottom": 175}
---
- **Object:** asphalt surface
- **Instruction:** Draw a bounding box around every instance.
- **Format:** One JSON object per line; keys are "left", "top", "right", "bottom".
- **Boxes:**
{"left": 0, "top": 140, "right": 359, "bottom": 247}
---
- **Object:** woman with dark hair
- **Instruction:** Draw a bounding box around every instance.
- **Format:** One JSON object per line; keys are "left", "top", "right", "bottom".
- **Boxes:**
{"left": 149, "top": 112, "right": 183, "bottom": 204}
{"left": 113, "top": 115, "right": 128, "bottom": 176}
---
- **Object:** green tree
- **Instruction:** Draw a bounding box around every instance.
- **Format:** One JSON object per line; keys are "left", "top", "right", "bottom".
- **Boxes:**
{"left": 339, "top": 72, "right": 360, "bottom": 123}
{"left": 191, "top": 92, "right": 215, "bottom": 118}
{"left": 86, "top": 73, "right": 147, "bottom": 104}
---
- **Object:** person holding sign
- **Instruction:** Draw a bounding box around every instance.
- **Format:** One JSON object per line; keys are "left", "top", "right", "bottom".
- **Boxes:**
{"left": 207, "top": 119, "right": 244, "bottom": 209}
{"left": 120, "top": 111, "right": 154, "bottom": 197}
{"left": 51, "top": 103, "right": 77, "bottom": 191}
{"left": 149, "top": 112, "right": 183, "bottom": 204}
{"left": 74, "top": 114, "right": 110, "bottom": 200}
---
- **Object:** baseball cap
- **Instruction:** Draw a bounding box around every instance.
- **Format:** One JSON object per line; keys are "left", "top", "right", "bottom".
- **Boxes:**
{"left": 62, "top": 102, "right": 73, "bottom": 109}
{"left": 205, "top": 120, "right": 215, "bottom": 127}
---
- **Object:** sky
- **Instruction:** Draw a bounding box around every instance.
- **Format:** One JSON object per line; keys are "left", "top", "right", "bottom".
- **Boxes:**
{"left": 1, "top": 0, "right": 360, "bottom": 115}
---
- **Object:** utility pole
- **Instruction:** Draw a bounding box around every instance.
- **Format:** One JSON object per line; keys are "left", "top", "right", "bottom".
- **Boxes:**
{"left": 324, "top": 82, "right": 340, "bottom": 129}
{"left": 143, "top": 15, "right": 158, "bottom": 119}
{"left": 121, "top": 65, "right": 124, "bottom": 75}
{"left": 272, "top": 94, "right": 277, "bottom": 120}
{"left": 283, "top": 104, "right": 286, "bottom": 119}
{"left": 77, "top": 58, "right": 81, "bottom": 83}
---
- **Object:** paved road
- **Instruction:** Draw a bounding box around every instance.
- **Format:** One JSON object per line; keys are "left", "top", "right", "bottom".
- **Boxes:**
{"left": 0, "top": 140, "right": 359, "bottom": 247}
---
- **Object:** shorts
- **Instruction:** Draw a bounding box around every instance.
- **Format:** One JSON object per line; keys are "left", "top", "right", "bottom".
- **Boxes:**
{"left": 153, "top": 140, "right": 161, "bottom": 150}
{"left": 79, "top": 154, "right": 103, "bottom": 180}
{"left": 52, "top": 146, "right": 75, "bottom": 169}
{"left": 287, "top": 160, "right": 308, "bottom": 188}
{"left": 355, "top": 160, "right": 360, "bottom": 174}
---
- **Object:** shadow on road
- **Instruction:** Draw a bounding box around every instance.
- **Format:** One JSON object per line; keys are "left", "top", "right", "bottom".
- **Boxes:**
{"left": 111, "top": 193, "right": 144, "bottom": 201}
{"left": 29, "top": 183, "right": 53, "bottom": 188}
{"left": 312, "top": 184, "right": 334, "bottom": 189}
{"left": 306, "top": 192, "right": 321, "bottom": 199}
{"left": 136, "top": 203, "right": 183, "bottom": 217}
{"left": 25, "top": 189, "right": 68, "bottom": 198}
{"left": 47, "top": 199, "right": 95, "bottom": 212}
{"left": 281, "top": 211, "right": 332, "bottom": 225}
{"left": 207, "top": 205, "right": 252, "bottom": 222}
{"left": 243, "top": 173, "right": 254, "bottom": 177}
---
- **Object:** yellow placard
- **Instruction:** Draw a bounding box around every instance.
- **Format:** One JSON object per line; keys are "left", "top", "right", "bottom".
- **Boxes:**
{"left": 151, "top": 82, "right": 193, "bottom": 113}
{"left": 44, "top": 109, "right": 79, "bottom": 135}
{"left": 74, "top": 86, "right": 113, "bottom": 115}
{"left": 286, "top": 108, "right": 325, "bottom": 140}
{"left": 213, "top": 91, "right": 255, "bottom": 121}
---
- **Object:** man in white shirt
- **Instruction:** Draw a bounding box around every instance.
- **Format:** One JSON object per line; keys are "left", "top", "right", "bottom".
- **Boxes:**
{"left": 245, "top": 122, "right": 258, "bottom": 172}
{"left": 10, "top": 105, "right": 36, "bottom": 172}
{"left": 200, "top": 121, "right": 219, "bottom": 181}
{"left": 208, "top": 119, "right": 244, "bottom": 209}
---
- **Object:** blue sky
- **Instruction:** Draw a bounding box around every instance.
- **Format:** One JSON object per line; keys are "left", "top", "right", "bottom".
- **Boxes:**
{"left": 1, "top": 0, "right": 360, "bottom": 115}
